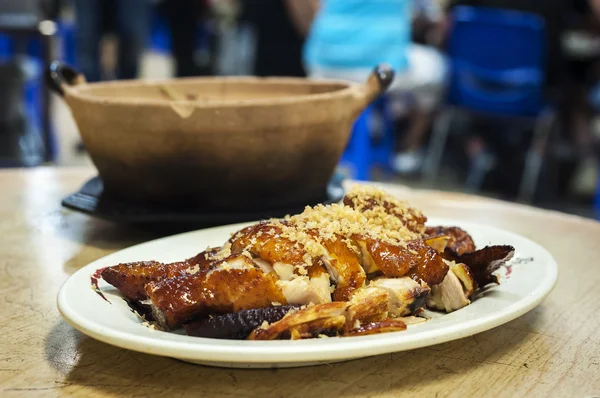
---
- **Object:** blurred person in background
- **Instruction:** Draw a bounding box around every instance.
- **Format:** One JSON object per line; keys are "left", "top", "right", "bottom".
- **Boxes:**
{"left": 239, "top": 0, "right": 317, "bottom": 77}
{"left": 304, "top": 0, "right": 448, "bottom": 175}
{"left": 563, "top": 0, "right": 600, "bottom": 196}
{"left": 73, "top": 0, "right": 151, "bottom": 82}
{"left": 446, "top": 0, "right": 600, "bottom": 197}
{"left": 443, "top": 0, "right": 570, "bottom": 192}
{"left": 162, "top": 0, "right": 213, "bottom": 77}
{"left": 446, "top": 0, "right": 569, "bottom": 91}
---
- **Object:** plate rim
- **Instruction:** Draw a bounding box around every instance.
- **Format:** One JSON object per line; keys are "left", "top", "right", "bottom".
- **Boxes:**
{"left": 57, "top": 219, "right": 558, "bottom": 365}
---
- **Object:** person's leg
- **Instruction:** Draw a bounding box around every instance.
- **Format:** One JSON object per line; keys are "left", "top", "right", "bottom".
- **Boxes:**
{"left": 391, "top": 44, "right": 448, "bottom": 174}
{"left": 163, "top": 0, "right": 203, "bottom": 77}
{"left": 116, "top": 0, "right": 151, "bottom": 79}
{"left": 73, "top": 0, "right": 102, "bottom": 82}
{"left": 567, "top": 71, "right": 599, "bottom": 196}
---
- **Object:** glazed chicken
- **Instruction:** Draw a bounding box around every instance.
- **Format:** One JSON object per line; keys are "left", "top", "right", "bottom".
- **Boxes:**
{"left": 98, "top": 185, "right": 515, "bottom": 339}
{"left": 229, "top": 222, "right": 333, "bottom": 305}
{"left": 425, "top": 226, "right": 476, "bottom": 256}
{"left": 146, "top": 254, "right": 286, "bottom": 329}
{"left": 100, "top": 247, "right": 220, "bottom": 301}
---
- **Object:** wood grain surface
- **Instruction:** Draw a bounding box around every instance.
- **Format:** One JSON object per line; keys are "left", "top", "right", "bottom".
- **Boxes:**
{"left": 1, "top": 167, "right": 599, "bottom": 397}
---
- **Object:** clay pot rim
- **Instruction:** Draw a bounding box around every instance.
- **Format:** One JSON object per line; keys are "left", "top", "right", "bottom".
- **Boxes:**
{"left": 64, "top": 75, "right": 360, "bottom": 109}
{"left": 47, "top": 62, "right": 396, "bottom": 113}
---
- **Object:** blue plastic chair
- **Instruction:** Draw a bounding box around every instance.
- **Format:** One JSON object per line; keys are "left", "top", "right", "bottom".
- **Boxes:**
{"left": 423, "top": 6, "right": 557, "bottom": 202}
{"left": 340, "top": 96, "right": 396, "bottom": 181}
{"left": 0, "top": 34, "right": 51, "bottom": 164}
{"left": 148, "top": 11, "right": 172, "bottom": 54}
{"left": 58, "top": 21, "right": 77, "bottom": 66}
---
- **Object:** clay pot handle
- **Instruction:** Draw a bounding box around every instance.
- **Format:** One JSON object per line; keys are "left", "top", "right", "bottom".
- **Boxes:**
{"left": 351, "top": 64, "right": 395, "bottom": 115}
{"left": 46, "top": 61, "right": 86, "bottom": 97}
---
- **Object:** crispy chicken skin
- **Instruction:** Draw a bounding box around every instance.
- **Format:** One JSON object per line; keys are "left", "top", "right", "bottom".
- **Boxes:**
{"left": 355, "top": 237, "right": 446, "bottom": 286}
{"left": 344, "top": 319, "right": 407, "bottom": 336}
{"left": 229, "top": 222, "right": 332, "bottom": 305}
{"left": 404, "top": 240, "right": 449, "bottom": 286}
{"left": 186, "top": 247, "right": 222, "bottom": 268}
{"left": 101, "top": 248, "right": 220, "bottom": 301}
{"left": 145, "top": 255, "right": 287, "bottom": 329}
{"left": 425, "top": 226, "right": 476, "bottom": 256}
{"left": 318, "top": 235, "right": 366, "bottom": 301}
{"left": 230, "top": 222, "right": 328, "bottom": 280}
{"left": 343, "top": 190, "right": 426, "bottom": 234}
{"left": 288, "top": 316, "right": 347, "bottom": 339}
{"left": 447, "top": 245, "right": 515, "bottom": 287}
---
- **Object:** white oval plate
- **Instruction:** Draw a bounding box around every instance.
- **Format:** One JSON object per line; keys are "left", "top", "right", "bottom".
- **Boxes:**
{"left": 58, "top": 218, "right": 557, "bottom": 368}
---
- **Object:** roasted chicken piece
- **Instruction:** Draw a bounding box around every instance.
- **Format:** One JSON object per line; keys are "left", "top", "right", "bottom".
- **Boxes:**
{"left": 248, "top": 277, "right": 428, "bottom": 340}
{"left": 450, "top": 262, "right": 476, "bottom": 297}
{"left": 445, "top": 245, "right": 515, "bottom": 287}
{"left": 405, "top": 240, "right": 449, "bottom": 286}
{"left": 343, "top": 187, "right": 427, "bottom": 234}
{"left": 425, "top": 235, "right": 451, "bottom": 254}
{"left": 427, "top": 265, "right": 472, "bottom": 312}
{"left": 344, "top": 286, "right": 391, "bottom": 327}
{"left": 427, "top": 251, "right": 511, "bottom": 313}
{"left": 425, "top": 226, "right": 476, "bottom": 256}
{"left": 288, "top": 316, "right": 348, "bottom": 339}
{"left": 248, "top": 302, "right": 347, "bottom": 340}
{"left": 369, "top": 277, "right": 430, "bottom": 316}
{"left": 344, "top": 319, "right": 407, "bottom": 336}
{"left": 354, "top": 237, "right": 414, "bottom": 276}
{"left": 146, "top": 254, "right": 287, "bottom": 329}
{"left": 230, "top": 222, "right": 332, "bottom": 305}
{"left": 101, "top": 248, "right": 220, "bottom": 301}
{"left": 354, "top": 237, "right": 447, "bottom": 286}
{"left": 317, "top": 234, "right": 366, "bottom": 301}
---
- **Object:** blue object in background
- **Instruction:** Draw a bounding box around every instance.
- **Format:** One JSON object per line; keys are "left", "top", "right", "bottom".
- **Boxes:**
{"left": 0, "top": 33, "right": 49, "bottom": 161}
{"left": 340, "top": 96, "right": 396, "bottom": 181}
{"left": 424, "top": 6, "right": 556, "bottom": 203}
{"left": 59, "top": 21, "right": 77, "bottom": 65}
{"left": 446, "top": 6, "right": 546, "bottom": 116}
{"left": 0, "top": 33, "right": 12, "bottom": 55}
{"left": 148, "top": 11, "right": 171, "bottom": 54}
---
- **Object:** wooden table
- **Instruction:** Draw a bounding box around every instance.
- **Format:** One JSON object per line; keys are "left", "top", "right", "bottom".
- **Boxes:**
{"left": 1, "top": 167, "right": 599, "bottom": 397}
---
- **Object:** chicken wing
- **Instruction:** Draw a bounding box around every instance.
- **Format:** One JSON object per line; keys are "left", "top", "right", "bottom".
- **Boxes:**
{"left": 146, "top": 255, "right": 287, "bottom": 329}
{"left": 446, "top": 245, "right": 515, "bottom": 287}
{"left": 101, "top": 247, "right": 220, "bottom": 301}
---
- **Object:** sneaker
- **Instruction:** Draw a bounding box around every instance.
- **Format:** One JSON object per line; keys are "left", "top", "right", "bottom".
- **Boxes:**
{"left": 392, "top": 151, "right": 424, "bottom": 175}
{"left": 570, "top": 157, "right": 599, "bottom": 198}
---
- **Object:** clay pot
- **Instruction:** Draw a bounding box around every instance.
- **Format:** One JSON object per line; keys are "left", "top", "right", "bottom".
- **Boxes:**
{"left": 47, "top": 61, "right": 394, "bottom": 210}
